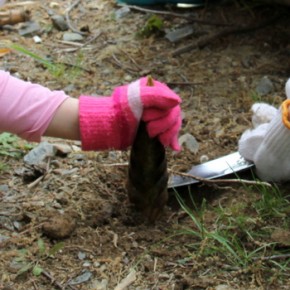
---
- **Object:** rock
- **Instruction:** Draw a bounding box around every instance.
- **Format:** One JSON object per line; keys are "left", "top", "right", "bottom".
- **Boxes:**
{"left": 33, "top": 35, "right": 42, "bottom": 43}
{"left": 0, "top": 234, "right": 9, "bottom": 243}
{"left": 255, "top": 76, "right": 274, "bottom": 96}
{"left": 215, "top": 285, "right": 232, "bottom": 290}
{"left": 179, "top": 133, "right": 199, "bottom": 154}
{"left": 0, "top": 216, "right": 14, "bottom": 231}
{"left": 114, "top": 6, "right": 131, "bottom": 19}
{"left": 0, "top": 184, "right": 9, "bottom": 192}
{"left": 78, "top": 252, "right": 86, "bottom": 260}
{"left": 24, "top": 142, "right": 56, "bottom": 167}
{"left": 165, "top": 25, "right": 194, "bottom": 43}
{"left": 51, "top": 15, "right": 69, "bottom": 31}
{"left": 52, "top": 143, "right": 73, "bottom": 155}
{"left": 49, "top": 2, "right": 60, "bottom": 8}
{"left": 69, "top": 271, "right": 93, "bottom": 285}
{"left": 89, "top": 278, "right": 108, "bottom": 290}
{"left": 18, "top": 21, "right": 42, "bottom": 36}
{"left": 63, "top": 32, "right": 84, "bottom": 42}
{"left": 200, "top": 155, "right": 209, "bottom": 163}
{"left": 64, "top": 83, "right": 76, "bottom": 93}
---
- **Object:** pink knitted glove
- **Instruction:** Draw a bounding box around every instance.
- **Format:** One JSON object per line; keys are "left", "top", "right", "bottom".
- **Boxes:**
{"left": 79, "top": 77, "right": 181, "bottom": 151}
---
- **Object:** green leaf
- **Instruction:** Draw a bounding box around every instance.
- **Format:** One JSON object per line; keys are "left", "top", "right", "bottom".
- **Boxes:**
{"left": 37, "top": 239, "right": 46, "bottom": 255}
{"left": 17, "top": 263, "right": 33, "bottom": 276}
{"left": 10, "top": 44, "right": 54, "bottom": 69}
{"left": 32, "top": 265, "right": 43, "bottom": 276}
{"left": 48, "top": 242, "right": 65, "bottom": 257}
{"left": 0, "top": 132, "right": 32, "bottom": 158}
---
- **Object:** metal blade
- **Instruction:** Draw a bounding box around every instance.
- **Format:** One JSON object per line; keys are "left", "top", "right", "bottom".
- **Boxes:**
{"left": 168, "top": 152, "right": 254, "bottom": 188}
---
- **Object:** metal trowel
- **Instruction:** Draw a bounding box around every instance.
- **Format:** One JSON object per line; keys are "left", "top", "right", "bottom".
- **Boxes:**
{"left": 168, "top": 152, "right": 254, "bottom": 188}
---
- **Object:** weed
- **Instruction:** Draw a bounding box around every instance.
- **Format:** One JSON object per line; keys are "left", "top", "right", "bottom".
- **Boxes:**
{"left": 254, "top": 183, "right": 290, "bottom": 219}
{"left": 137, "top": 15, "right": 164, "bottom": 38}
{"left": 0, "top": 132, "right": 33, "bottom": 158}
{"left": 15, "top": 239, "right": 65, "bottom": 278}
{"left": 0, "top": 161, "right": 9, "bottom": 171}
{"left": 250, "top": 90, "right": 262, "bottom": 103}
{"left": 10, "top": 44, "right": 83, "bottom": 80}
{"left": 173, "top": 188, "right": 280, "bottom": 268}
{"left": 174, "top": 190, "right": 244, "bottom": 265}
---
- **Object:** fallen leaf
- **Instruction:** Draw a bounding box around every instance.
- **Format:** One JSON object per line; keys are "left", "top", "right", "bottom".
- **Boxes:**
{"left": 0, "top": 48, "right": 11, "bottom": 57}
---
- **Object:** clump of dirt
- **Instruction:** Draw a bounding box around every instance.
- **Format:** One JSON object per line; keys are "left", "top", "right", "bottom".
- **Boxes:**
{"left": 1, "top": 0, "right": 290, "bottom": 289}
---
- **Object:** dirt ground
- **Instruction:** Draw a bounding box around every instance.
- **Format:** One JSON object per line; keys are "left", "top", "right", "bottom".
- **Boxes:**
{"left": 1, "top": 0, "right": 290, "bottom": 289}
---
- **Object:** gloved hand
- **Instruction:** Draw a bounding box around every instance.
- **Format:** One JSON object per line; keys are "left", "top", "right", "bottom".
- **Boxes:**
{"left": 238, "top": 103, "right": 278, "bottom": 161}
{"left": 79, "top": 77, "right": 182, "bottom": 151}
{"left": 238, "top": 79, "right": 290, "bottom": 181}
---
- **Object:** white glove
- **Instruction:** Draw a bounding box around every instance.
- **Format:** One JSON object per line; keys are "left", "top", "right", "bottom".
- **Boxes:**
{"left": 238, "top": 79, "right": 290, "bottom": 182}
{"left": 238, "top": 103, "right": 277, "bottom": 161}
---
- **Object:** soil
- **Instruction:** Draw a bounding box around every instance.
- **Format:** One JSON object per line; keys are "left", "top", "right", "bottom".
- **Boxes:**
{"left": 1, "top": 1, "right": 290, "bottom": 289}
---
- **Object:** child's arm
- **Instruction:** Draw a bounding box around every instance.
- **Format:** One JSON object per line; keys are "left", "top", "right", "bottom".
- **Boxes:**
{"left": 0, "top": 71, "right": 182, "bottom": 151}
{"left": 0, "top": 70, "right": 70, "bottom": 142}
{"left": 43, "top": 97, "right": 80, "bottom": 140}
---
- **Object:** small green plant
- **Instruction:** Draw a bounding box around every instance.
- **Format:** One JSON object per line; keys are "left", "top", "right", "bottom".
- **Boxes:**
{"left": 10, "top": 44, "right": 83, "bottom": 80}
{"left": 0, "top": 132, "right": 33, "bottom": 158}
{"left": 10, "top": 44, "right": 63, "bottom": 77}
{"left": 15, "top": 239, "right": 65, "bottom": 277}
{"left": 0, "top": 162, "right": 8, "bottom": 171}
{"left": 250, "top": 90, "right": 262, "bottom": 103}
{"left": 254, "top": 184, "right": 290, "bottom": 219}
{"left": 137, "top": 15, "right": 164, "bottom": 37}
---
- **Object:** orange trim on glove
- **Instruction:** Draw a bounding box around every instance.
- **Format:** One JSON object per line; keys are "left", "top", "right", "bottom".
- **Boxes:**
{"left": 282, "top": 99, "right": 290, "bottom": 129}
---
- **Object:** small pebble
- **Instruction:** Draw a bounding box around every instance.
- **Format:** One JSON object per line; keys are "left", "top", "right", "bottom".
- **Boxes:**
{"left": 63, "top": 32, "right": 84, "bottom": 42}
{"left": 33, "top": 35, "right": 42, "bottom": 43}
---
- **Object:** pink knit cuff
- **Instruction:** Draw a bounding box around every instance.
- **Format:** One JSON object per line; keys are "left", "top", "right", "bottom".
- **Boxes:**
{"left": 79, "top": 95, "right": 134, "bottom": 151}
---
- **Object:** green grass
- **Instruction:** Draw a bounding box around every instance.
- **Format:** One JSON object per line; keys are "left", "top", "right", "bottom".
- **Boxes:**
{"left": 10, "top": 44, "right": 83, "bottom": 80}
{"left": 0, "top": 161, "right": 9, "bottom": 171}
{"left": 173, "top": 183, "right": 290, "bottom": 275}
{"left": 253, "top": 183, "right": 290, "bottom": 219}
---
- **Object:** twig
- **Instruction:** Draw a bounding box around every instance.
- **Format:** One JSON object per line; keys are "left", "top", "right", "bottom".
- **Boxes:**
{"left": 110, "top": 53, "right": 139, "bottom": 74}
{"left": 1, "top": 1, "right": 35, "bottom": 8}
{"left": 125, "top": 5, "right": 233, "bottom": 27}
{"left": 119, "top": 48, "right": 143, "bottom": 71}
{"left": 27, "top": 175, "right": 44, "bottom": 189}
{"left": 55, "top": 30, "right": 102, "bottom": 53}
{"left": 41, "top": 270, "right": 78, "bottom": 290}
{"left": 170, "top": 170, "right": 272, "bottom": 188}
{"left": 65, "top": 0, "right": 89, "bottom": 36}
{"left": 41, "top": 270, "right": 64, "bottom": 290}
{"left": 166, "top": 81, "right": 204, "bottom": 86}
{"left": 101, "top": 162, "right": 129, "bottom": 167}
{"left": 114, "top": 269, "right": 137, "bottom": 290}
{"left": 173, "top": 15, "right": 280, "bottom": 56}
{"left": 55, "top": 40, "right": 84, "bottom": 47}
{"left": 253, "top": 253, "right": 290, "bottom": 261}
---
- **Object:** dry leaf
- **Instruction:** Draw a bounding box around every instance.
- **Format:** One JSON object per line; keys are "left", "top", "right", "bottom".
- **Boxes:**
{"left": 0, "top": 48, "right": 11, "bottom": 57}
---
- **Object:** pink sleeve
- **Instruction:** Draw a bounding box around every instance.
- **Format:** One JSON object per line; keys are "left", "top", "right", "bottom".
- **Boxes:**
{"left": 0, "top": 70, "right": 69, "bottom": 142}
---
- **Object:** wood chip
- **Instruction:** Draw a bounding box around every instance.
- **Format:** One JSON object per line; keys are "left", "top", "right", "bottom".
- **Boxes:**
{"left": 114, "top": 269, "right": 136, "bottom": 290}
